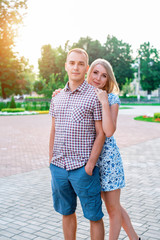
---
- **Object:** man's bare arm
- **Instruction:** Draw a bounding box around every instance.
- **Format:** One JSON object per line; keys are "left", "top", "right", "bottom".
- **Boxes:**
{"left": 85, "top": 120, "right": 105, "bottom": 175}
{"left": 49, "top": 117, "right": 55, "bottom": 164}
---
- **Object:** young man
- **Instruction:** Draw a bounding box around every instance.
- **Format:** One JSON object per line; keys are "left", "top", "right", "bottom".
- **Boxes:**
{"left": 49, "top": 48, "right": 105, "bottom": 240}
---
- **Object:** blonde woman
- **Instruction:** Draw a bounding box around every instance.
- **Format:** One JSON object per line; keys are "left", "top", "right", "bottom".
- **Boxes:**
{"left": 87, "top": 59, "right": 140, "bottom": 240}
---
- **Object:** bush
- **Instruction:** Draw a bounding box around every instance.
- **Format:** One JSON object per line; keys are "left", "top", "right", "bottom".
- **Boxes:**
{"left": 25, "top": 96, "right": 44, "bottom": 99}
{"left": 119, "top": 95, "right": 145, "bottom": 99}
{"left": 0, "top": 102, "right": 8, "bottom": 110}
{"left": 9, "top": 96, "right": 16, "bottom": 108}
{"left": 0, "top": 101, "right": 50, "bottom": 111}
{"left": 1, "top": 108, "right": 25, "bottom": 113}
{"left": 154, "top": 113, "right": 160, "bottom": 118}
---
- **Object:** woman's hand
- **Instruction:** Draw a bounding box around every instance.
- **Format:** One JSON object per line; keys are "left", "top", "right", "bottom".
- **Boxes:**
{"left": 52, "top": 88, "right": 62, "bottom": 97}
{"left": 95, "top": 88, "right": 108, "bottom": 105}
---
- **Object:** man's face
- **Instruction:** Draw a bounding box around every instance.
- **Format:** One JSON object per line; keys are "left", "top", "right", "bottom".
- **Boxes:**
{"left": 65, "top": 51, "right": 89, "bottom": 83}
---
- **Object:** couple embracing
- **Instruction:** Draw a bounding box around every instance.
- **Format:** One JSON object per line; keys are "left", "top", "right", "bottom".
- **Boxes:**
{"left": 49, "top": 48, "right": 140, "bottom": 240}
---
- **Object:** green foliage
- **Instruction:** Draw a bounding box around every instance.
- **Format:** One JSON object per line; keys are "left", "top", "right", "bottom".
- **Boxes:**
{"left": 34, "top": 78, "right": 46, "bottom": 94}
{"left": 138, "top": 42, "right": 160, "bottom": 94}
{"left": 1, "top": 108, "right": 25, "bottom": 112}
{"left": 0, "top": 55, "right": 35, "bottom": 98}
{"left": 120, "top": 95, "right": 145, "bottom": 99}
{"left": 121, "top": 103, "right": 160, "bottom": 106}
{"left": 70, "top": 35, "right": 134, "bottom": 89}
{"left": 23, "top": 101, "right": 50, "bottom": 111}
{"left": 42, "top": 73, "right": 67, "bottom": 98}
{"left": 34, "top": 72, "right": 68, "bottom": 99}
{"left": 71, "top": 37, "right": 105, "bottom": 64}
{"left": 0, "top": 0, "right": 32, "bottom": 99}
{"left": 103, "top": 35, "right": 134, "bottom": 90}
{"left": 38, "top": 45, "right": 58, "bottom": 83}
{"left": 119, "top": 107, "right": 133, "bottom": 109}
{"left": 25, "top": 96, "right": 45, "bottom": 99}
{"left": 121, "top": 78, "right": 134, "bottom": 97}
{"left": 38, "top": 35, "right": 134, "bottom": 95}
{"left": 0, "top": 101, "right": 9, "bottom": 110}
{"left": 9, "top": 96, "right": 16, "bottom": 108}
{"left": 154, "top": 113, "right": 160, "bottom": 118}
{"left": 38, "top": 43, "right": 69, "bottom": 85}
{"left": 0, "top": 100, "right": 50, "bottom": 111}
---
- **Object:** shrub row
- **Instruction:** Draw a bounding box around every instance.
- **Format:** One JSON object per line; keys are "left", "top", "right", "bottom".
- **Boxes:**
{"left": 119, "top": 95, "right": 145, "bottom": 99}
{"left": 0, "top": 101, "right": 50, "bottom": 111}
{"left": 154, "top": 113, "right": 160, "bottom": 118}
{"left": 1, "top": 108, "right": 25, "bottom": 113}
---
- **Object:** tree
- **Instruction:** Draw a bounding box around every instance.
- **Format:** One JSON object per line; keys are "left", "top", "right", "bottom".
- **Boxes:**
{"left": 0, "top": 0, "right": 27, "bottom": 98}
{"left": 19, "top": 57, "right": 35, "bottom": 95}
{"left": 0, "top": 55, "right": 34, "bottom": 98}
{"left": 55, "top": 41, "right": 69, "bottom": 79}
{"left": 72, "top": 35, "right": 134, "bottom": 90}
{"left": 71, "top": 37, "right": 105, "bottom": 64}
{"left": 34, "top": 73, "right": 68, "bottom": 99}
{"left": 9, "top": 96, "right": 16, "bottom": 108}
{"left": 121, "top": 78, "right": 134, "bottom": 97}
{"left": 38, "top": 44, "right": 59, "bottom": 83}
{"left": 138, "top": 42, "right": 160, "bottom": 94}
{"left": 103, "top": 35, "right": 134, "bottom": 90}
{"left": 33, "top": 78, "right": 46, "bottom": 95}
{"left": 38, "top": 41, "right": 70, "bottom": 93}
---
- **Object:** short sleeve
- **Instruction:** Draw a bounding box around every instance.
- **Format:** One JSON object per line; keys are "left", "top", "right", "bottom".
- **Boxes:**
{"left": 93, "top": 95, "right": 102, "bottom": 121}
{"left": 108, "top": 93, "right": 121, "bottom": 106}
{"left": 49, "top": 98, "right": 55, "bottom": 117}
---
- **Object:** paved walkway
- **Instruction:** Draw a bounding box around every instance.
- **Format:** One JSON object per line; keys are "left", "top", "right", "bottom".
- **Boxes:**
{"left": 0, "top": 105, "right": 160, "bottom": 239}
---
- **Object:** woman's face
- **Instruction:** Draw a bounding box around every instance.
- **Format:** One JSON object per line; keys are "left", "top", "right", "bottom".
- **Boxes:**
{"left": 88, "top": 64, "right": 108, "bottom": 89}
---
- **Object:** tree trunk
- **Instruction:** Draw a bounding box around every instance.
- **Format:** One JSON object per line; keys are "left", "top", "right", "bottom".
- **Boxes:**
{"left": 1, "top": 83, "right": 7, "bottom": 99}
{"left": 147, "top": 90, "right": 151, "bottom": 100}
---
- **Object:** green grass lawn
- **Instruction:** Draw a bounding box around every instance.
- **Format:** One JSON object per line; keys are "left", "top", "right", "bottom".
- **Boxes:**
{"left": 119, "top": 107, "right": 133, "bottom": 109}
{"left": 121, "top": 103, "right": 160, "bottom": 106}
{"left": 134, "top": 116, "right": 160, "bottom": 123}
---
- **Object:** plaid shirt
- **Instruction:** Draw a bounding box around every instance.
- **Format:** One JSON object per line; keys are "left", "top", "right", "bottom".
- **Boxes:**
{"left": 49, "top": 80, "right": 102, "bottom": 170}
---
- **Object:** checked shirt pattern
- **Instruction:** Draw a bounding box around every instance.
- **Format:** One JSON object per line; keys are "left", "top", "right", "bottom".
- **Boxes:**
{"left": 49, "top": 80, "right": 102, "bottom": 170}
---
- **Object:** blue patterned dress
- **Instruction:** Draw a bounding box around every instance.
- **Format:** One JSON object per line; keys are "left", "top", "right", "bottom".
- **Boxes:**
{"left": 97, "top": 93, "right": 125, "bottom": 192}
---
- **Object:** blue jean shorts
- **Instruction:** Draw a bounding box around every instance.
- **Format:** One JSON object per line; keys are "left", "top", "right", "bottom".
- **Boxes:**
{"left": 50, "top": 164, "right": 104, "bottom": 221}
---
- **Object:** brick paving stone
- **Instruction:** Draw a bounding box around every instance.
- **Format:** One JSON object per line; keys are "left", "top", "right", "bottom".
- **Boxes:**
{"left": 0, "top": 237, "right": 12, "bottom": 240}
{"left": 1, "top": 108, "right": 160, "bottom": 239}
{"left": 11, "top": 236, "right": 31, "bottom": 240}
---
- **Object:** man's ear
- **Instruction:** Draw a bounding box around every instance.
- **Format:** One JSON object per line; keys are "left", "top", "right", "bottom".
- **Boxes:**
{"left": 65, "top": 62, "right": 67, "bottom": 71}
{"left": 86, "top": 65, "right": 89, "bottom": 73}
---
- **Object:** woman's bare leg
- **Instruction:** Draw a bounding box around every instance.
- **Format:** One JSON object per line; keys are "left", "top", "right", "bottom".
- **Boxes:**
{"left": 102, "top": 189, "right": 122, "bottom": 240}
{"left": 121, "top": 206, "right": 139, "bottom": 240}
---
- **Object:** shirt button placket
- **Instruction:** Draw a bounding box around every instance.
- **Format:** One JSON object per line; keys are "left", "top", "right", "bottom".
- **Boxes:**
{"left": 64, "top": 92, "right": 71, "bottom": 169}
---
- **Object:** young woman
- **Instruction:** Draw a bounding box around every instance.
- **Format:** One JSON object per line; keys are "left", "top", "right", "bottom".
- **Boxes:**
{"left": 52, "top": 58, "right": 140, "bottom": 240}
{"left": 87, "top": 59, "right": 140, "bottom": 240}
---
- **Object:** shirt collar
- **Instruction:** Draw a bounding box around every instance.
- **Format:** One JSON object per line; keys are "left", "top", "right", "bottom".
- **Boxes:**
{"left": 64, "top": 80, "right": 88, "bottom": 93}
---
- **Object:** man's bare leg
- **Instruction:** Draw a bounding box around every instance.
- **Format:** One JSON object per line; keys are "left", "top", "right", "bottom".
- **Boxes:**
{"left": 90, "top": 219, "right": 105, "bottom": 240}
{"left": 63, "top": 213, "right": 77, "bottom": 240}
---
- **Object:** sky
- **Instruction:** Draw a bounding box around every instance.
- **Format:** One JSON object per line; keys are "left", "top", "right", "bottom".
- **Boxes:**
{"left": 14, "top": 0, "right": 160, "bottom": 73}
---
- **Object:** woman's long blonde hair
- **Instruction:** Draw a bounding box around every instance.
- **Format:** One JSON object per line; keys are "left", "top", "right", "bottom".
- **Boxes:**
{"left": 87, "top": 59, "right": 119, "bottom": 94}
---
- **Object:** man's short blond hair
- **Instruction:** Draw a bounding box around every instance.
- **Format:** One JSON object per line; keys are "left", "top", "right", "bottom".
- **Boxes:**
{"left": 66, "top": 48, "right": 89, "bottom": 65}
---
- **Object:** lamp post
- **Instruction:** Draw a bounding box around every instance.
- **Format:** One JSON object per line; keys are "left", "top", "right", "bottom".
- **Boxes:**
{"left": 137, "top": 58, "right": 140, "bottom": 102}
{"left": 158, "top": 85, "right": 160, "bottom": 103}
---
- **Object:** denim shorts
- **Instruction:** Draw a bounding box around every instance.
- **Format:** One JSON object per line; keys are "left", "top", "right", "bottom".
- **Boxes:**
{"left": 50, "top": 164, "right": 104, "bottom": 221}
